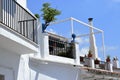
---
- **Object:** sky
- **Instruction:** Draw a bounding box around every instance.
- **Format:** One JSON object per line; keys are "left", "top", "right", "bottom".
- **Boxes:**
{"left": 28, "top": 0, "right": 120, "bottom": 60}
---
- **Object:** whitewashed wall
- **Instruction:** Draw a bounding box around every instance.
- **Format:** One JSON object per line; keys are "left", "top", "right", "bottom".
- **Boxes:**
{"left": 29, "top": 61, "right": 81, "bottom": 80}
{"left": 0, "top": 48, "right": 31, "bottom": 80}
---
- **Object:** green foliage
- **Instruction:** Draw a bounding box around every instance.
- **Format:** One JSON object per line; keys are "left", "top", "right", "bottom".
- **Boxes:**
{"left": 107, "top": 55, "right": 110, "bottom": 58}
{"left": 35, "top": 14, "right": 40, "bottom": 19}
{"left": 106, "top": 55, "right": 111, "bottom": 62}
{"left": 41, "top": 3, "right": 61, "bottom": 25}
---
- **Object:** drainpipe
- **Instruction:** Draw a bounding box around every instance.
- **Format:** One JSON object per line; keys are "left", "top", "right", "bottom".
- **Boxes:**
{"left": 88, "top": 18, "right": 98, "bottom": 59}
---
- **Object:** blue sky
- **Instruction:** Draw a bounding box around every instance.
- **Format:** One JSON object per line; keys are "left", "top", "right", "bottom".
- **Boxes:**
{"left": 28, "top": 0, "right": 120, "bottom": 60}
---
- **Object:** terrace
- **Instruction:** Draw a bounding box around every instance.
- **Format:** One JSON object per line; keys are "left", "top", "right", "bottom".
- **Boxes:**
{"left": 40, "top": 17, "right": 120, "bottom": 79}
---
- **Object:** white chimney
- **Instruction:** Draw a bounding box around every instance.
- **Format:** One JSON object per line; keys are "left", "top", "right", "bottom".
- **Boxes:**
{"left": 88, "top": 18, "right": 98, "bottom": 59}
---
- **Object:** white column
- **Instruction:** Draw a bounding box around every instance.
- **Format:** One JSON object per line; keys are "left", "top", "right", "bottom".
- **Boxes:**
{"left": 74, "top": 42, "right": 80, "bottom": 65}
{"left": 89, "top": 58, "right": 95, "bottom": 69}
{"left": 105, "top": 62, "right": 113, "bottom": 72}
{"left": 40, "top": 33, "right": 49, "bottom": 58}
{"left": 37, "top": 21, "right": 49, "bottom": 58}
{"left": 88, "top": 18, "right": 98, "bottom": 59}
{"left": 113, "top": 58, "right": 119, "bottom": 68}
{"left": 108, "top": 63, "right": 113, "bottom": 72}
{"left": 115, "top": 60, "right": 119, "bottom": 68}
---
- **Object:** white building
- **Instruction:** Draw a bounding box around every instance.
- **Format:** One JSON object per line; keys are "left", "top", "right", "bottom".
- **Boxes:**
{"left": 0, "top": 0, "right": 120, "bottom": 80}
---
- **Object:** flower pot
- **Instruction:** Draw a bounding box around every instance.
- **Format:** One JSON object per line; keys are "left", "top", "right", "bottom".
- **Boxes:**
{"left": 88, "top": 50, "right": 92, "bottom": 58}
{"left": 106, "top": 58, "right": 110, "bottom": 62}
{"left": 95, "top": 59, "right": 100, "bottom": 64}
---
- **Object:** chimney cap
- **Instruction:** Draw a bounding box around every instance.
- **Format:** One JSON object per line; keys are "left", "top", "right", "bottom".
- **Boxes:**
{"left": 88, "top": 18, "right": 93, "bottom": 21}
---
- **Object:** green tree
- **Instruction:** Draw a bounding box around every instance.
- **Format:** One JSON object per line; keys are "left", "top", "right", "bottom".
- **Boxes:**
{"left": 36, "top": 3, "right": 61, "bottom": 32}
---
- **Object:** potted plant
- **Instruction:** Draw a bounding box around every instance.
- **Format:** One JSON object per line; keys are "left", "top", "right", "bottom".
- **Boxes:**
{"left": 106, "top": 55, "right": 111, "bottom": 62}
{"left": 95, "top": 58, "right": 100, "bottom": 64}
{"left": 41, "top": 3, "right": 61, "bottom": 32}
{"left": 88, "top": 50, "right": 93, "bottom": 58}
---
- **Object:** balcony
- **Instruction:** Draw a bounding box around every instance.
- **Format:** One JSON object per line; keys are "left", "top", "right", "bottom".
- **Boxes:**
{"left": 48, "top": 33, "right": 76, "bottom": 59}
{"left": 0, "top": 0, "right": 38, "bottom": 54}
{"left": 38, "top": 32, "right": 79, "bottom": 65}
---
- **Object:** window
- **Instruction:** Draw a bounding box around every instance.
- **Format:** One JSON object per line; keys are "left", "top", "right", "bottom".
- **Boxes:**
{"left": 0, "top": 75, "right": 4, "bottom": 80}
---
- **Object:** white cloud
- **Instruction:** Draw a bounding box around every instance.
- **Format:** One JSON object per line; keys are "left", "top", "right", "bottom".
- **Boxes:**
{"left": 76, "top": 38, "right": 83, "bottom": 44}
{"left": 75, "top": 37, "right": 89, "bottom": 56}
{"left": 79, "top": 47, "right": 89, "bottom": 56}
{"left": 75, "top": 37, "right": 89, "bottom": 44}
{"left": 47, "top": 28, "right": 57, "bottom": 34}
{"left": 98, "top": 46, "right": 118, "bottom": 53}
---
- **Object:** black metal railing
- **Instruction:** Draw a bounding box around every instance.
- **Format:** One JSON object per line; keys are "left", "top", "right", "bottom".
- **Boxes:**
{"left": 0, "top": 0, "right": 37, "bottom": 43}
{"left": 49, "top": 36, "right": 76, "bottom": 59}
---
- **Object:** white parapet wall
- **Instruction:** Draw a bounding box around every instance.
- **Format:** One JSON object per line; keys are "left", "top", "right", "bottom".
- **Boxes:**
{"left": 46, "top": 55, "right": 75, "bottom": 64}
{"left": 29, "top": 58, "right": 81, "bottom": 80}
